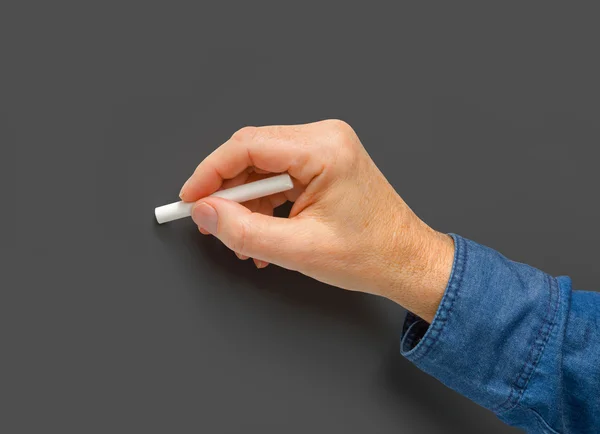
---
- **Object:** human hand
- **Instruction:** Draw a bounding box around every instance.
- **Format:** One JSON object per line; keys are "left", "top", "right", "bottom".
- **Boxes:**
{"left": 179, "top": 120, "right": 454, "bottom": 322}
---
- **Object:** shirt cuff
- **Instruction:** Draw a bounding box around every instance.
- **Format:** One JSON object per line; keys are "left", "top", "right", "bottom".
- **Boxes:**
{"left": 401, "top": 234, "right": 561, "bottom": 414}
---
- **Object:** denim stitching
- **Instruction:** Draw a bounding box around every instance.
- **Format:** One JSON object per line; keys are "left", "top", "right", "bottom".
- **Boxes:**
{"left": 408, "top": 234, "right": 467, "bottom": 361}
{"left": 493, "top": 275, "right": 560, "bottom": 413}
{"left": 402, "top": 312, "right": 417, "bottom": 336}
{"left": 401, "top": 317, "right": 429, "bottom": 352}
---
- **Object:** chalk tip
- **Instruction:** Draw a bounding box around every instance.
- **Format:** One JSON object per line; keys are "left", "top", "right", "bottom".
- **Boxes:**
{"left": 154, "top": 207, "right": 163, "bottom": 224}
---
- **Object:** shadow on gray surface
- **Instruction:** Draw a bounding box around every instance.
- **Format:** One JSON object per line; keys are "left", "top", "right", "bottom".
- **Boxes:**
{"left": 152, "top": 203, "right": 393, "bottom": 335}
{"left": 152, "top": 207, "right": 519, "bottom": 434}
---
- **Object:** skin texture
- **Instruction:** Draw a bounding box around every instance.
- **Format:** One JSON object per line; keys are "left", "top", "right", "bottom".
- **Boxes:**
{"left": 180, "top": 120, "right": 455, "bottom": 323}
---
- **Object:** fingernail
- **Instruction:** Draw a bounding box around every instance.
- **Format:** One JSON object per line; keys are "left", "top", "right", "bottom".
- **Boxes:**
{"left": 192, "top": 202, "right": 218, "bottom": 234}
{"left": 179, "top": 179, "right": 190, "bottom": 199}
{"left": 256, "top": 260, "right": 267, "bottom": 269}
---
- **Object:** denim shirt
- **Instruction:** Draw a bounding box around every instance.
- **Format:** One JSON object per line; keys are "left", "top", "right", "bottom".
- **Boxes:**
{"left": 401, "top": 234, "right": 600, "bottom": 433}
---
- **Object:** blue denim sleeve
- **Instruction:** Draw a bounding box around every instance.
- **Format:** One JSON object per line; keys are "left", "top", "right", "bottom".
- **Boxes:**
{"left": 401, "top": 234, "right": 600, "bottom": 433}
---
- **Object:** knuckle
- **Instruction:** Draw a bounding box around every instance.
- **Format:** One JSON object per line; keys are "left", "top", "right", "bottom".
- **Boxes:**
{"left": 323, "top": 119, "right": 356, "bottom": 149}
{"left": 231, "top": 126, "right": 257, "bottom": 143}
{"left": 324, "top": 120, "right": 359, "bottom": 168}
{"left": 324, "top": 119, "right": 354, "bottom": 136}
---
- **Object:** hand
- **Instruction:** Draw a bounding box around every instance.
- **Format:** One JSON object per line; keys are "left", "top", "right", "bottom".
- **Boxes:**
{"left": 179, "top": 120, "right": 454, "bottom": 322}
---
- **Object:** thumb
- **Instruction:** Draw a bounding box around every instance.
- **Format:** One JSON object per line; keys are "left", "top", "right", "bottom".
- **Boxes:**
{"left": 191, "top": 197, "right": 301, "bottom": 264}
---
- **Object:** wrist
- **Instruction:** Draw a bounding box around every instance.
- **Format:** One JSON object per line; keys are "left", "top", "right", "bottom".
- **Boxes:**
{"left": 382, "top": 220, "right": 455, "bottom": 323}
{"left": 417, "top": 229, "right": 455, "bottom": 322}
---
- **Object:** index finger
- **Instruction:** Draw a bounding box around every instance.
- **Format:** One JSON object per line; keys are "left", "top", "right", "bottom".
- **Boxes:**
{"left": 179, "top": 125, "right": 324, "bottom": 202}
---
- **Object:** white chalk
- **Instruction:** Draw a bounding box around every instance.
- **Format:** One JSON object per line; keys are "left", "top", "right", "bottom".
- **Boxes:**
{"left": 155, "top": 173, "right": 294, "bottom": 224}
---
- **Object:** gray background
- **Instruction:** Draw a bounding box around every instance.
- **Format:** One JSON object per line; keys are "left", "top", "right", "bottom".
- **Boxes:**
{"left": 2, "top": 2, "right": 599, "bottom": 433}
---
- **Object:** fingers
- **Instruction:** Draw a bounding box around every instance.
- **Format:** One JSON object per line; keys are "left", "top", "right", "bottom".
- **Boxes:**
{"left": 254, "top": 259, "right": 269, "bottom": 269}
{"left": 196, "top": 171, "right": 276, "bottom": 238}
{"left": 235, "top": 197, "right": 271, "bottom": 267}
{"left": 251, "top": 199, "right": 274, "bottom": 269}
{"left": 179, "top": 124, "right": 328, "bottom": 202}
{"left": 196, "top": 170, "right": 291, "bottom": 270}
{"left": 190, "top": 196, "right": 303, "bottom": 266}
{"left": 221, "top": 169, "right": 252, "bottom": 190}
